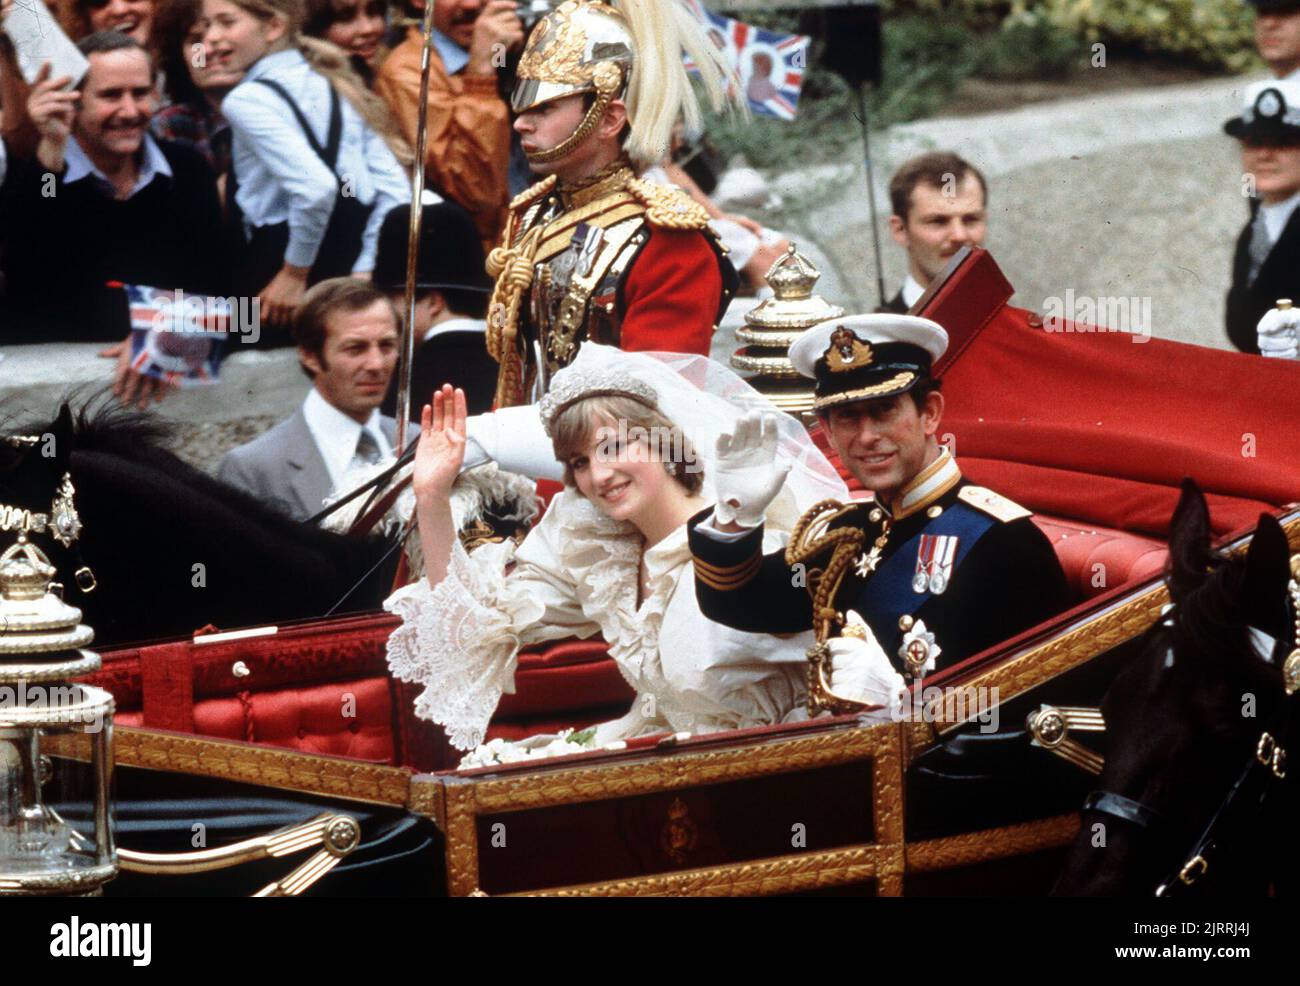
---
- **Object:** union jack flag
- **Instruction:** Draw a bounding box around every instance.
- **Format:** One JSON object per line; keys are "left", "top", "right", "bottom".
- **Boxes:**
{"left": 113, "top": 283, "right": 228, "bottom": 386}
{"left": 683, "top": 0, "right": 810, "bottom": 121}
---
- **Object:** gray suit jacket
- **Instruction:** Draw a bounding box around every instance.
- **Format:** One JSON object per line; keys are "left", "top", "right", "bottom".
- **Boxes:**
{"left": 217, "top": 407, "right": 397, "bottom": 522}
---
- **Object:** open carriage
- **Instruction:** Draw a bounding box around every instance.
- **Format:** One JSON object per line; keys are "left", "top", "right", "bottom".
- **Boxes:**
{"left": 41, "top": 248, "right": 1300, "bottom": 896}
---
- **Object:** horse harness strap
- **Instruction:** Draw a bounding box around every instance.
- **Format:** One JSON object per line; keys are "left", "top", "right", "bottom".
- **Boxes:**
{"left": 1082, "top": 791, "right": 1163, "bottom": 831}
{"left": 1153, "top": 706, "right": 1295, "bottom": 897}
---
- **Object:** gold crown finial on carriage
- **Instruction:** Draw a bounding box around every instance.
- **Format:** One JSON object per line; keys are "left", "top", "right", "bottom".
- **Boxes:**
{"left": 0, "top": 536, "right": 95, "bottom": 657}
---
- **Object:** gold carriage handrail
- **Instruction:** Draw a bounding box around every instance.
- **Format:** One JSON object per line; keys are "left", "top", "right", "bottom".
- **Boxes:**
{"left": 59, "top": 809, "right": 361, "bottom": 897}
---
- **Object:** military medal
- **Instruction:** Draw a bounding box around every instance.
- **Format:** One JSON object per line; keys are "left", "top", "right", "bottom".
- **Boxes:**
{"left": 898, "top": 618, "right": 941, "bottom": 679}
{"left": 914, "top": 534, "right": 957, "bottom": 595}
{"left": 854, "top": 513, "right": 890, "bottom": 578}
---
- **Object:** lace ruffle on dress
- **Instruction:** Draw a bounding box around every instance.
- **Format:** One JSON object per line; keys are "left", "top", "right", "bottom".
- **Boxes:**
{"left": 384, "top": 490, "right": 812, "bottom": 752}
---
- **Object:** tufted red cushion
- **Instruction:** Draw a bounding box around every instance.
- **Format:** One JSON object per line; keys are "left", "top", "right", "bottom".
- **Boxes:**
{"left": 1031, "top": 515, "right": 1167, "bottom": 602}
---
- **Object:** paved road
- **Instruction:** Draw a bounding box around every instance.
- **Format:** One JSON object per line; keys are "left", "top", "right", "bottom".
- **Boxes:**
{"left": 768, "top": 75, "right": 1262, "bottom": 350}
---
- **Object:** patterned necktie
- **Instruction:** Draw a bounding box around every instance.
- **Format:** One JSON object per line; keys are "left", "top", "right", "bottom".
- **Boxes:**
{"left": 1248, "top": 207, "right": 1272, "bottom": 287}
{"left": 355, "top": 429, "right": 382, "bottom": 466}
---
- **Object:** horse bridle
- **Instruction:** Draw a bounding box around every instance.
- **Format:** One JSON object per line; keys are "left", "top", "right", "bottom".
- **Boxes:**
{"left": 0, "top": 464, "right": 97, "bottom": 593}
{"left": 1084, "top": 578, "right": 1300, "bottom": 896}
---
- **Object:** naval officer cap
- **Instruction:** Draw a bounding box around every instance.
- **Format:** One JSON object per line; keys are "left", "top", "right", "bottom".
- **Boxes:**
{"left": 1224, "top": 79, "right": 1300, "bottom": 143}
{"left": 788, "top": 313, "right": 948, "bottom": 412}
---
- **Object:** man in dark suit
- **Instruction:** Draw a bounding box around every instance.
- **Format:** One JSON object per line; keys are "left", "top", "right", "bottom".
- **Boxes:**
{"left": 219, "top": 279, "right": 399, "bottom": 521}
{"left": 0, "top": 31, "right": 228, "bottom": 343}
{"left": 878, "top": 152, "right": 988, "bottom": 314}
{"left": 374, "top": 201, "right": 498, "bottom": 418}
{"left": 1224, "top": 78, "right": 1300, "bottom": 353}
{"left": 688, "top": 314, "right": 1068, "bottom": 692}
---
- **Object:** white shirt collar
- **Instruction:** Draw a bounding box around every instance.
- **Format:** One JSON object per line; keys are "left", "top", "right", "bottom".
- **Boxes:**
{"left": 1260, "top": 189, "right": 1300, "bottom": 244}
{"left": 302, "top": 387, "right": 392, "bottom": 491}
{"left": 63, "top": 132, "right": 172, "bottom": 199}
{"left": 901, "top": 273, "right": 926, "bottom": 308}
{"left": 423, "top": 315, "right": 487, "bottom": 343}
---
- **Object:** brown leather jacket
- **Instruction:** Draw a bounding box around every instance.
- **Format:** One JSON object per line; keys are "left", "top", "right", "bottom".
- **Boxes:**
{"left": 375, "top": 27, "right": 511, "bottom": 252}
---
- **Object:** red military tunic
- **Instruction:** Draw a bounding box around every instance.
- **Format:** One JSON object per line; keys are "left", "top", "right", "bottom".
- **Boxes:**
{"left": 485, "top": 165, "right": 736, "bottom": 405}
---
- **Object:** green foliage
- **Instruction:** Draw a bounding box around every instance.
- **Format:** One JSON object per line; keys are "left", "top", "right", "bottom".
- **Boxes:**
{"left": 894, "top": 0, "right": 1260, "bottom": 71}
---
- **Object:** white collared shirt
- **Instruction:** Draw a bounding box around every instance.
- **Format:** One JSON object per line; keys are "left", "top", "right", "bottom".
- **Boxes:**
{"left": 1260, "top": 189, "right": 1300, "bottom": 245}
{"left": 302, "top": 387, "right": 393, "bottom": 492}
{"left": 423, "top": 315, "right": 486, "bottom": 343}
{"left": 901, "top": 273, "right": 926, "bottom": 309}
{"left": 222, "top": 48, "right": 411, "bottom": 272}
{"left": 63, "top": 132, "right": 173, "bottom": 199}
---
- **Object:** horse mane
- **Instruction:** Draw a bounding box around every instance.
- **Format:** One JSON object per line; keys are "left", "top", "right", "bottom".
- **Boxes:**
{"left": 13, "top": 397, "right": 379, "bottom": 557}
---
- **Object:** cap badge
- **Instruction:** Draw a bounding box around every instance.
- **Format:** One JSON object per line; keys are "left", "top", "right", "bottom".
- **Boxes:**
{"left": 826, "top": 326, "right": 874, "bottom": 373}
{"left": 1259, "top": 89, "right": 1283, "bottom": 119}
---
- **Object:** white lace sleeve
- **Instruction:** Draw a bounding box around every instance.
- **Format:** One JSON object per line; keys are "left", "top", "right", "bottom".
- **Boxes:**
{"left": 383, "top": 534, "right": 599, "bottom": 750}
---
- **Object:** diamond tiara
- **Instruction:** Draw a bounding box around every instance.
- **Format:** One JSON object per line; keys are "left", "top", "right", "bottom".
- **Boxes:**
{"left": 538, "top": 370, "right": 660, "bottom": 438}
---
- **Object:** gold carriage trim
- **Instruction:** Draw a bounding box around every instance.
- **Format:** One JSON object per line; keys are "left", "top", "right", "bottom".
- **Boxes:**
{"left": 692, "top": 552, "right": 762, "bottom": 591}
{"left": 627, "top": 178, "right": 711, "bottom": 231}
{"left": 813, "top": 372, "right": 917, "bottom": 410}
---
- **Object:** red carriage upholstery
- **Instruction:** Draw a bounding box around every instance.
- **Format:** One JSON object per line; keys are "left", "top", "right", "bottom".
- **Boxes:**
{"left": 90, "top": 616, "right": 631, "bottom": 772}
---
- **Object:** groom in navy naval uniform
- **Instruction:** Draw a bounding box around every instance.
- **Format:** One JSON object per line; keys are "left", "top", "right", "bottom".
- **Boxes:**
{"left": 688, "top": 313, "right": 1069, "bottom": 677}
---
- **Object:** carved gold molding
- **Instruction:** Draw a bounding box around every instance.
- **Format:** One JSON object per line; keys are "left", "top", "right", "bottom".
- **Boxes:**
{"left": 905, "top": 813, "right": 1080, "bottom": 873}
{"left": 443, "top": 722, "right": 909, "bottom": 896}
{"left": 507, "top": 846, "right": 882, "bottom": 897}
{"left": 464, "top": 723, "right": 901, "bottom": 815}
{"left": 43, "top": 728, "right": 414, "bottom": 808}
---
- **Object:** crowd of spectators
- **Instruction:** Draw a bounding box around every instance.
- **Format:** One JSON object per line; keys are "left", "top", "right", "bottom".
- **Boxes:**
{"left": 0, "top": 0, "right": 1294, "bottom": 487}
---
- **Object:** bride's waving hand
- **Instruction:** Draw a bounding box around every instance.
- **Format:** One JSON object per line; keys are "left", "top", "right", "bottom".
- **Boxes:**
{"left": 413, "top": 385, "right": 469, "bottom": 500}
{"left": 413, "top": 385, "right": 469, "bottom": 584}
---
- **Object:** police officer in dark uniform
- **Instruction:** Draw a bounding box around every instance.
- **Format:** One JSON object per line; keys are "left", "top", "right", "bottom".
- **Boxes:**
{"left": 687, "top": 314, "right": 1069, "bottom": 685}
{"left": 1224, "top": 79, "right": 1300, "bottom": 354}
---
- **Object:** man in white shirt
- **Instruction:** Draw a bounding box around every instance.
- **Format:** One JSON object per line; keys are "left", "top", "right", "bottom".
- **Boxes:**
{"left": 1223, "top": 78, "right": 1300, "bottom": 352}
{"left": 1250, "top": 0, "right": 1300, "bottom": 80}
{"left": 219, "top": 278, "right": 399, "bottom": 521}
{"left": 880, "top": 152, "right": 988, "bottom": 314}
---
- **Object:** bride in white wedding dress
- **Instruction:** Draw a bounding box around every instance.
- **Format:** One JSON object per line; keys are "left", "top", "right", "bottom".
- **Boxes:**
{"left": 382, "top": 345, "right": 850, "bottom": 765}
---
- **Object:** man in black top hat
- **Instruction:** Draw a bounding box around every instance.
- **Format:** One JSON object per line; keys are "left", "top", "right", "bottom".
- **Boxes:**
{"left": 1223, "top": 79, "right": 1300, "bottom": 353}
{"left": 1248, "top": 0, "right": 1300, "bottom": 81}
{"left": 374, "top": 201, "right": 499, "bottom": 417}
{"left": 687, "top": 313, "right": 1068, "bottom": 689}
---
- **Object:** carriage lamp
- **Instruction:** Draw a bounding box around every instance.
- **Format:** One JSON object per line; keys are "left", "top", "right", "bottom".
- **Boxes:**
{"left": 0, "top": 534, "right": 117, "bottom": 896}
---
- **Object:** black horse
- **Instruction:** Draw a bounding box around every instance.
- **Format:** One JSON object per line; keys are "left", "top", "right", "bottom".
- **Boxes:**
{"left": 1, "top": 402, "right": 400, "bottom": 647}
{"left": 1054, "top": 481, "right": 1297, "bottom": 895}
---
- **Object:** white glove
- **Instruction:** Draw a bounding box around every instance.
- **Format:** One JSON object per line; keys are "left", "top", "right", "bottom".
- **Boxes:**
{"left": 1257, "top": 303, "right": 1299, "bottom": 360}
{"left": 712, "top": 412, "right": 790, "bottom": 527}
{"left": 827, "top": 610, "right": 906, "bottom": 720}
{"left": 461, "top": 405, "right": 565, "bottom": 482}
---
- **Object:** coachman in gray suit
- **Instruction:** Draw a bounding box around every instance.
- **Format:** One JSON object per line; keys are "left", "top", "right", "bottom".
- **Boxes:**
{"left": 218, "top": 279, "right": 402, "bottom": 522}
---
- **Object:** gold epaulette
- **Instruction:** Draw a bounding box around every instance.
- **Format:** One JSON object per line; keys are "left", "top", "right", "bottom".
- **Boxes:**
{"left": 627, "top": 177, "right": 711, "bottom": 231}
{"left": 957, "top": 486, "right": 1032, "bottom": 523}
{"left": 508, "top": 174, "right": 557, "bottom": 213}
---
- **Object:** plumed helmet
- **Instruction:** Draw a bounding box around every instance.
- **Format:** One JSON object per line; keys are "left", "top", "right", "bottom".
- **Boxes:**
{"left": 512, "top": 1, "right": 633, "bottom": 116}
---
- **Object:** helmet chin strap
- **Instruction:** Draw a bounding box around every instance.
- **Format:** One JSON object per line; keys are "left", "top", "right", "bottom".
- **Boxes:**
{"left": 524, "top": 64, "right": 623, "bottom": 166}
